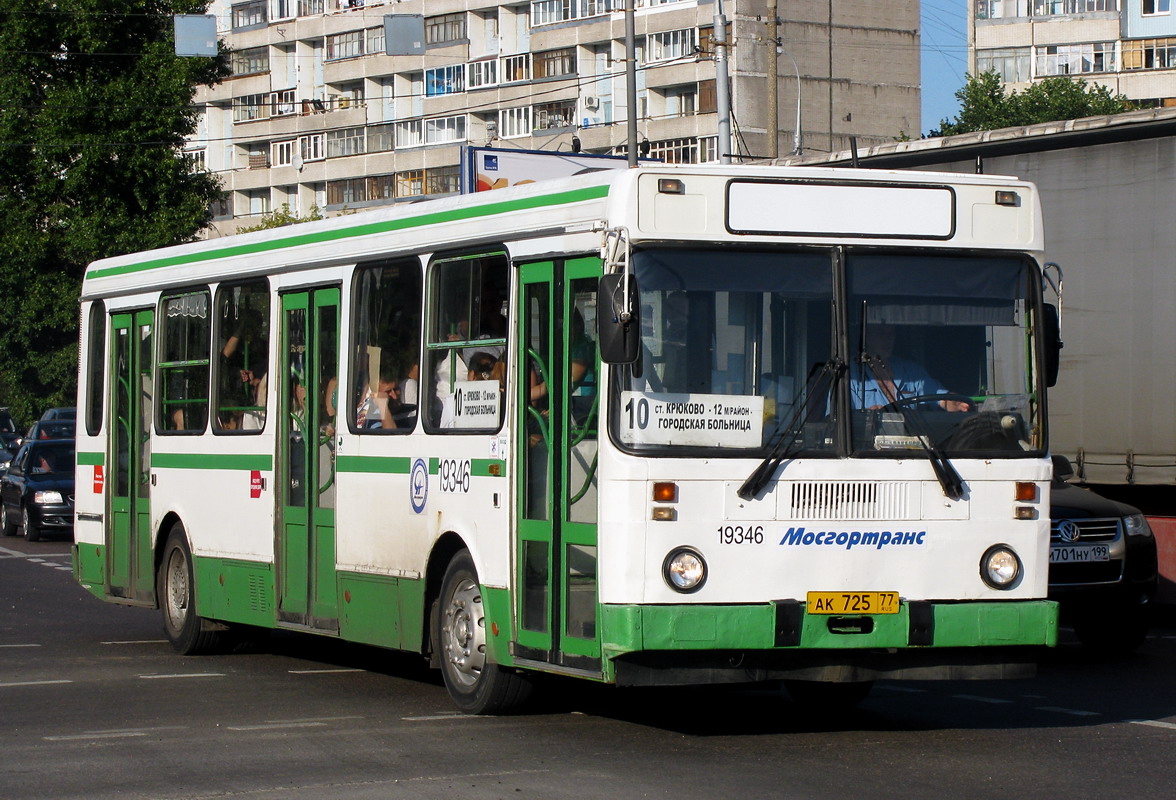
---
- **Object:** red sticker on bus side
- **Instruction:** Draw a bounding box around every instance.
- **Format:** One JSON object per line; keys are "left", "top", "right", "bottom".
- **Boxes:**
{"left": 250, "top": 470, "right": 263, "bottom": 499}
{"left": 93, "top": 465, "right": 104, "bottom": 495}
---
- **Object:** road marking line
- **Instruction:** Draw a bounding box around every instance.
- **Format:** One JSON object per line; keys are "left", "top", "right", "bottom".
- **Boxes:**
{"left": 0, "top": 643, "right": 41, "bottom": 648}
{"left": 288, "top": 668, "right": 366, "bottom": 674}
{"left": 27, "top": 558, "right": 46, "bottom": 563}
{"left": 44, "top": 732, "right": 148, "bottom": 741}
{"left": 102, "top": 640, "right": 168, "bottom": 645}
{"left": 0, "top": 545, "right": 26, "bottom": 557}
{"left": 403, "top": 713, "right": 488, "bottom": 722}
{"left": 954, "top": 695, "right": 1013, "bottom": 704}
{"left": 1035, "top": 706, "right": 1100, "bottom": 716}
{"left": 139, "top": 673, "right": 226, "bottom": 680}
{"left": 0, "top": 679, "right": 73, "bottom": 688}
{"left": 263, "top": 715, "right": 364, "bottom": 724}
{"left": 226, "top": 722, "right": 329, "bottom": 731}
{"left": 1130, "top": 719, "right": 1176, "bottom": 731}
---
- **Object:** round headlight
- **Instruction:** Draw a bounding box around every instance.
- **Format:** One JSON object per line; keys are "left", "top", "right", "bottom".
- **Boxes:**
{"left": 980, "top": 545, "right": 1021, "bottom": 590}
{"left": 1124, "top": 514, "right": 1153, "bottom": 538}
{"left": 663, "top": 547, "right": 707, "bottom": 593}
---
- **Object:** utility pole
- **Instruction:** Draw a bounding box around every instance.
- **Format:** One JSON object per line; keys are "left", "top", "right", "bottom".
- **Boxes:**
{"left": 714, "top": 0, "right": 732, "bottom": 164}
{"left": 765, "top": 0, "right": 778, "bottom": 160}
{"left": 625, "top": 4, "right": 638, "bottom": 167}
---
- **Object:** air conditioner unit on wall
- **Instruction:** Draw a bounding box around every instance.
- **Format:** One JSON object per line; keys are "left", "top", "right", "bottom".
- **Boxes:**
{"left": 583, "top": 96, "right": 600, "bottom": 110}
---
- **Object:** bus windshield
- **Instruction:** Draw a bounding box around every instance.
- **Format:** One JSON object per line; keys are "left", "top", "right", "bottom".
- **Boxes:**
{"left": 611, "top": 247, "right": 1042, "bottom": 457}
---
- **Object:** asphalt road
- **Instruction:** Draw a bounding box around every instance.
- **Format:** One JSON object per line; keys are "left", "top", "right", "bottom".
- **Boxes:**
{"left": 3, "top": 535, "right": 1176, "bottom": 800}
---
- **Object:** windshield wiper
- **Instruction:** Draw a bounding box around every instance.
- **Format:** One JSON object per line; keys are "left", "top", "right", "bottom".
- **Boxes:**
{"left": 858, "top": 348, "right": 965, "bottom": 501}
{"left": 737, "top": 358, "right": 844, "bottom": 501}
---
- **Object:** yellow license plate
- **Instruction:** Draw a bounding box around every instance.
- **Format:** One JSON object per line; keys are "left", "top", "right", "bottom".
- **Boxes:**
{"left": 806, "top": 591, "right": 900, "bottom": 615}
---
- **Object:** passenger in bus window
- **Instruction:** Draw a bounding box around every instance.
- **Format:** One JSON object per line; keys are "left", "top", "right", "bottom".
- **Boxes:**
{"left": 355, "top": 363, "right": 402, "bottom": 429}
{"left": 851, "top": 324, "right": 971, "bottom": 412}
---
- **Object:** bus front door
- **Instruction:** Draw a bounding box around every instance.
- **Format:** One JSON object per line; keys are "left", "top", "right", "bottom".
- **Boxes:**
{"left": 108, "top": 309, "right": 154, "bottom": 603}
{"left": 277, "top": 288, "right": 340, "bottom": 630}
{"left": 516, "top": 259, "right": 602, "bottom": 672}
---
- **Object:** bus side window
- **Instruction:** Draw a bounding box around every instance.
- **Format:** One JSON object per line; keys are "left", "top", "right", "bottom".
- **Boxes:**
{"left": 159, "top": 290, "right": 211, "bottom": 434}
{"left": 350, "top": 258, "right": 422, "bottom": 433}
{"left": 213, "top": 280, "right": 270, "bottom": 433}
{"left": 425, "top": 252, "right": 509, "bottom": 432}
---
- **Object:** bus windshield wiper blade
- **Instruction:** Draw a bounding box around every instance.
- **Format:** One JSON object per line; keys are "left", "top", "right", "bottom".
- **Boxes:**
{"left": 859, "top": 351, "right": 965, "bottom": 501}
{"left": 737, "top": 358, "right": 844, "bottom": 501}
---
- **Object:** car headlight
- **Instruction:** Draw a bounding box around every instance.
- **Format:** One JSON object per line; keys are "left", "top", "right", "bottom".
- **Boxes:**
{"left": 980, "top": 545, "right": 1021, "bottom": 590}
{"left": 34, "top": 490, "right": 64, "bottom": 504}
{"left": 663, "top": 547, "right": 707, "bottom": 593}
{"left": 1124, "top": 514, "right": 1153, "bottom": 538}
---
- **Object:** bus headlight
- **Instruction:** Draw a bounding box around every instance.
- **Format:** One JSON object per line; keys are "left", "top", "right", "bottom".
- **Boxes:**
{"left": 663, "top": 547, "right": 707, "bottom": 593}
{"left": 1124, "top": 514, "right": 1153, "bottom": 538}
{"left": 980, "top": 545, "right": 1021, "bottom": 590}
{"left": 34, "top": 491, "right": 63, "bottom": 504}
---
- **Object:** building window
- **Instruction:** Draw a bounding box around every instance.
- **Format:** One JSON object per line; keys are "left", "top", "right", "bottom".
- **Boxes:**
{"left": 234, "top": 93, "right": 269, "bottom": 122}
{"left": 468, "top": 59, "right": 498, "bottom": 88}
{"left": 326, "top": 30, "right": 363, "bottom": 60}
{"left": 1123, "top": 37, "right": 1176, "bottom": 69}
{"left": 367, "top": 123, "right": 395, "bottom": 153}
{"left": 185, "top": 149, "right": 207, "bottom": 170}
{"left": 533, "top": 99, "right": 576, "bottom": 130}
{"left": 662, "top": 85, "right": 697, "bottom": 117}
{"left": 271, "top": 140, "right": 295, "bottom": 167}
{"left": 327, "top": 177, "right": 367, "bottom": 205}
{"left": 646, "top": 136, "right": 704, "bottom": 164}
{"left": 231, "top": 46, "right": 270, "bottom": 76}
{"left": 367, "top": 174, "right": 396, "bottom": 200}
{"left": 299, "top": 133, "right": 324, "bottom": 161}
{"left": 1143, "top": 0, "right": 1171, "bottom": 14}
{"left": 426, "top": 12, "right": 466, "bottom": 44}
{"left": 646, "top": 29, "right": 696, "bottom": 64}
{"left": 425, "top": 165, "right": 461, "bottom": 195}
{"left": 232, "top": 1, "right": 268, "bottom": 30}
{"left": 534, "top": 47, "right": 576, "bottom": 79}
{"left": 326, "top": 126, "right": 365, "bottom": 158}
{"left": 298, "top": 0, "right": 324, "bottom": 13}
{"left": 426, "top": 64, "right": 466, "bottom": 97}
{"left": 531, "top": 0, "right": 614, "bottom": 26}
{"left": 396, "top": 115, "right": 467, "bottom": 148}
{"left": 1035, "top": 42, "right": 1116, "bottom": 75}
{"left": 977, "top": 47, "right": 1032, "bottom": 83}
{"left": 396, "top": 170, "right": 424, "bottom": 197}
{"left": 499, "top": 106, "right": 531, "bottom": 137}
{"left": 1032, "top": 0, "right": 1118, "bottom": 14}
{"left": 975, "top": 0, "right": 1029, "bottom": 18}
{"left": 270, "top": 89, "right": 297, "bottom": 116}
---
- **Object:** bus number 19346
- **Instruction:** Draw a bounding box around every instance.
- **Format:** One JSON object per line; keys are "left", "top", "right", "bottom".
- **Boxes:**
{"left": 718, "top": 525, "right": 764, "bottom": 545}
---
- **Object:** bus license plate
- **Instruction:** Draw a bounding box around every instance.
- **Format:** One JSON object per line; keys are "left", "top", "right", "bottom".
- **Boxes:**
{"left": 806, "top": 591, "right": 900, "bottom": 615}
{"left": 1050, "top": 545, "right": 1110, "bottom": 563}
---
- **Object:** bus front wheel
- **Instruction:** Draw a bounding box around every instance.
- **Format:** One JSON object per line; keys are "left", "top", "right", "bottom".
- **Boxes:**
{"left": 436, "top": 550, "right": 532, "bottom": 715}
{"left": 158, "top": 525, "right": 228, "bottom": 655}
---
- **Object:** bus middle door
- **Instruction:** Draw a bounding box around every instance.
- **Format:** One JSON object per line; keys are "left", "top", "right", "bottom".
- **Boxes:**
{"left": 277, "top": 288, "right": 339, "bottom": 630}
{"left": 516, "top": 259, "right": 602, "bottom": 673}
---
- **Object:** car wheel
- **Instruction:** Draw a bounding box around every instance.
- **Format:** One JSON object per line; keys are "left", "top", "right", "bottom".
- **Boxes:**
{"left": 436, "top": 549, "right": 532, "bottom": 714}
{"left": 2, "top": 506, "right": 16, "bottom": 537}
{"left": 157, "top": 524, "right": 229, "bottom": 655}
{"left": 21, "top": 504, "right": 40, "bottom": 542}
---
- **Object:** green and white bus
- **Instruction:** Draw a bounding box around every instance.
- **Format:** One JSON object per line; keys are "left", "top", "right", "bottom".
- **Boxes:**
{"left": 74, "top": 164, "right": 1060, "bottom": 713}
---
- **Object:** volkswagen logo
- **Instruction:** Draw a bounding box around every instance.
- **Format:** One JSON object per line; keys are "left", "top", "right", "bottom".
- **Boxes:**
{"left": 1057, "top": 519, "right": 1081, "bottom": 543}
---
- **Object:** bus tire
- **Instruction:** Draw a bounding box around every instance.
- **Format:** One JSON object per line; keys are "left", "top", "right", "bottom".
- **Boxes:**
{"left": 436, "top": 550, "right": 532, "bottom": 715}
{"left": 157, "top": 524, "right": 226, "bottom": 655}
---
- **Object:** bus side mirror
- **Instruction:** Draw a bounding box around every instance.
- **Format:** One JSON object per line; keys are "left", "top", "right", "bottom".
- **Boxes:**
{"left": 1051, "top": 453, "right": 1075, "bottom": 481}
{"left": 1043, "top": 303, "right": 1062, "bottom": 387}
{"left": 597, "top": 273, "right": 640, "bottom": 364}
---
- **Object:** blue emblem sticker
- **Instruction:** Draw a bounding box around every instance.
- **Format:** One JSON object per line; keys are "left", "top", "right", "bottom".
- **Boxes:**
{"left": 410, "top": 457, "right": 429, "bottom": 513}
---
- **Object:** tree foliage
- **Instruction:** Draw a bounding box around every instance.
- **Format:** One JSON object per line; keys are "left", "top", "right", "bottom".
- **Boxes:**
{"left": 0, "top": 1, "right": 227, "bottom": 425}
{"left": 932, "top": 71, "right": 1132, "bottom": 137}
{"left": 236, "top": 204, "right": 324, "bottom": 233}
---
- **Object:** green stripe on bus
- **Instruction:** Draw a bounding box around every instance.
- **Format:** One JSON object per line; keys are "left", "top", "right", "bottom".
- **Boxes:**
{"left": 336, "top": 455, "right": 412, "bottom": 474}
{"left": 88, "top": 185, "right": 611, "bottom": 280}
{"left": 151, "top": 452, "right": 273, "bottom": 471}
{"left": 76, "top": 451, "right": 104, "bottom": 466}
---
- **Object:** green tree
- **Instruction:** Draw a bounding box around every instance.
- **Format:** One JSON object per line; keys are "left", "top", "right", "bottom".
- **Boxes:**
{"left": 0, "top": 1, "right": 227, "bottom": 425}
{"left": 236, "top": 204, "right": 324, "bottom": 233}
{"left": 932, "top": 71, "right": 1132, "bottom": 137}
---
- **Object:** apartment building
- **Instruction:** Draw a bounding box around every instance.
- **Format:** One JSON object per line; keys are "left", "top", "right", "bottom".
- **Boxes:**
{"left": 192, "top": 0, "right": 919, "bottom": 235}
{"left": 971, "top": 1, "right": 1176, "bottom": 104}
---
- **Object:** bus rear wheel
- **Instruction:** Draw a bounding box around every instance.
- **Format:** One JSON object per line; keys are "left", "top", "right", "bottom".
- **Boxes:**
{"left": 436, "top": 550, "right": 532, "bottom": 715}
{"left": 158, "top": 525, "right": 229, "bottom": 655}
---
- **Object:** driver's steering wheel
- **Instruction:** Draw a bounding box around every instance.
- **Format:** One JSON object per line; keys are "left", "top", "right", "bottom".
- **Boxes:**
{"left": 880, "top": 393, "right": 976, "bottom": 413}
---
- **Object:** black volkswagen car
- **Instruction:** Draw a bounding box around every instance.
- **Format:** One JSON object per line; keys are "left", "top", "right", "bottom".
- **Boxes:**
{"left": 1, "top": 439, "right": 76, "bottom": 542}
{"left": 1050, "top": 455, "right": 1158, "bottom": 653}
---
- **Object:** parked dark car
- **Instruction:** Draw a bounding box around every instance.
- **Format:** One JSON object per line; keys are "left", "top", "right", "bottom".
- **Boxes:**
{"left": 1, "top": 439, "right": 76, "bottom": 542}
{"left": 1, "top": 407, "right": 19, "bottom": 454}
{"left": 39, "top": 407, "right": 76, "bottom": 422}
{"left": 1049, "top": 455, "right": 1158, "bottom": 653}
{"left": 16, "top": 419, "right": 76, "bottom": 450}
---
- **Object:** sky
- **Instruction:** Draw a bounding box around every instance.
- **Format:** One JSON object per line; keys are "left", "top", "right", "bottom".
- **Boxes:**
{"left": 920, "top": 1, "right": 968, "bottom": 134}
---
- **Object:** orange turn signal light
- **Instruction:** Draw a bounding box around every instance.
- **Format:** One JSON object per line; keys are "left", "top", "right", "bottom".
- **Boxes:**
{"left": 653, "top": 482, "right": 678, "bottom": 502}
{"left": 1014, "top": 482, "right": 1038, "bottom": 502}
